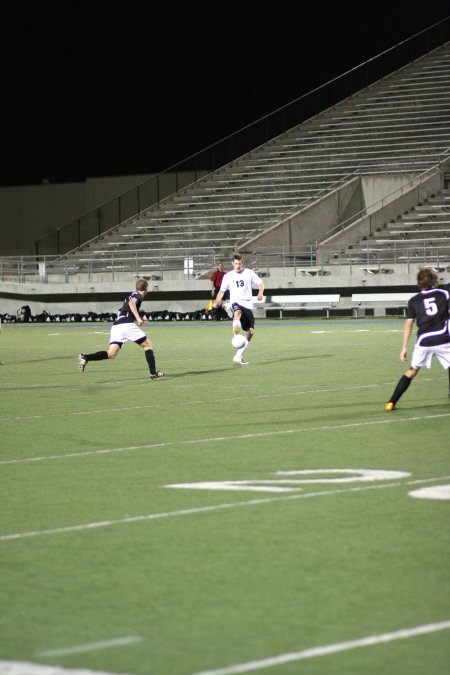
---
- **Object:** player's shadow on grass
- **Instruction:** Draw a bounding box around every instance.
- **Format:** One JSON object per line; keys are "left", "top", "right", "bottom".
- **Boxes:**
{"left": 165, "top": 366, "right": 233, "bottom": 378}
{"left": 7, "top": 355, "right": 75, "bottom": 364}
{"left": 160, "top": 355, "right": 333, "bottom": 378}
{"left": 258, "top": 353, "right": 333, "bottom": 365}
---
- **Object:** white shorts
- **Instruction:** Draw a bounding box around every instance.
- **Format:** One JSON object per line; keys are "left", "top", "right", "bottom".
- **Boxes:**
{"left": 410, "top": 342, "right": 450, "bottom": 370}
{"left": 109, "top": 322, "right": 147, "bottom": 346}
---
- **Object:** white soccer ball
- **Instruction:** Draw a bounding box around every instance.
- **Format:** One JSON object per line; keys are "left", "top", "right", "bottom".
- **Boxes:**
{"left": 231, "top": 334, "right": 246, "bottom": 349}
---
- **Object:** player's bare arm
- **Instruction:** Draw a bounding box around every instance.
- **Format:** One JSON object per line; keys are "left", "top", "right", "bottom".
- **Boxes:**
{"left": 400, "top": 319, "right": 414, "bottom": 362}
{"left": 129, "top": 298, "right": 146, "bottom": 324}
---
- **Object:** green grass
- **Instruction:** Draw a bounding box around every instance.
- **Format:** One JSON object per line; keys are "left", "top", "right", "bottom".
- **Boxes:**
{"left": 1, "top": 319, "right": 449, "bottom": 675}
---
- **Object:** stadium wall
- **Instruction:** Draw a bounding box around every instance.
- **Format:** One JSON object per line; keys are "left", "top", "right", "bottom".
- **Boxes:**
{"left": 0, "top": 174, "right": 154, "bottom": 256}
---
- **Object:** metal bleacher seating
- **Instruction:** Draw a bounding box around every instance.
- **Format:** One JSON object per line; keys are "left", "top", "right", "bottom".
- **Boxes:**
{"left": 57, "top": 39, "right": 450, "bottom": 278}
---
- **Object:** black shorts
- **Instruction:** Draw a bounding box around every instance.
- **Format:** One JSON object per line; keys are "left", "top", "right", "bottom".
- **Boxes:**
{"left": 232, "top": 303, "right": 255, "bottom": 331}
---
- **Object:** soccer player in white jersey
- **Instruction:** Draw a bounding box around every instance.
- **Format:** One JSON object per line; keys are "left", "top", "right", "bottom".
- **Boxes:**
{"left": 213, "top": 253, "right": 264, "bottom": 365}
{"left": 385, "top": 267, "right": 450, "bottom": 410}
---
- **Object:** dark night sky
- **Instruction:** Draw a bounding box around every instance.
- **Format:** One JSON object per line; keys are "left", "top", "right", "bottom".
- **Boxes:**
{"left": 2, "top": 0, "right": 449, "bottom": 187}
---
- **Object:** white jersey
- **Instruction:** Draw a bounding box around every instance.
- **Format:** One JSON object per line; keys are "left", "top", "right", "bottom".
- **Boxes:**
{"left": 220, "top": 267, "right": 262, "bottom": 309}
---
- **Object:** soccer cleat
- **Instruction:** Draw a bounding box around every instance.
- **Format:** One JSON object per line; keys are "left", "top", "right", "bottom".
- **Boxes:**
{"left": 385, "top": 401, "right": 395, "bottom": 412}
{"left": 79, "top": 353, "right": 87, "bottom": 372}
{"left": 150, "top": 370, "right": 166, "bottom": 380}
{"left": 233, "top": 356, "right": 249, "bottom": 365}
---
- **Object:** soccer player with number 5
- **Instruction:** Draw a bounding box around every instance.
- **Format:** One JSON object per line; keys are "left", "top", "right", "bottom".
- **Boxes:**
{"left": 385, "top": 268, "right": 450, "bottom": 411}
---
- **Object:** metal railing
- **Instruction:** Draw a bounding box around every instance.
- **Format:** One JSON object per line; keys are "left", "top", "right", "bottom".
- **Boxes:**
{"left": 248, "top": 245, "right": 450, "bottom": 276}
{"left": 2, "top": 244, "right": 450, "bottom": 284}
{"left": 316, "top": 149, "right": 450, "bottom": 246}
{"left": 34, "top": 17, "right": 450, "bottom": 257}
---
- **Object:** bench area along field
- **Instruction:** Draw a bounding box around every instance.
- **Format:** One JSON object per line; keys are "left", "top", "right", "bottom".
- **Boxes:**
{"left": 0, "top": 319, "right": 449, "bottom": 675}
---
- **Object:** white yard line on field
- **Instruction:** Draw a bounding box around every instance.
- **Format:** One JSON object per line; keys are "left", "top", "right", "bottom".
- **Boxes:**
{"left": 0, "top": 661, "right": 132, "bottom": 675}
{"left": 1, "top": 619, "right": 447, "bottom": 674}
{"left": 1, "top": 411, "right": 450, "bottom": 467}
{"left": 1, "top": 474, "right": 449, "bottom": 542}
{"left": 37, "top": 635, "right": 142, "bottom": 658}
{"left": 192, "top": 619, "right": 450, "bottom": 675}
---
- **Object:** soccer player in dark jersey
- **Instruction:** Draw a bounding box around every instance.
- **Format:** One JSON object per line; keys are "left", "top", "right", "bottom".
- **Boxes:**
{"left": 440, "top": 278, "right": 450, "bottom": 398}
{"left": 79, "top": 278, "right": 165, "bottom": 380}
{"left": 385, "top": 268, "right": 450, "bottom": 411}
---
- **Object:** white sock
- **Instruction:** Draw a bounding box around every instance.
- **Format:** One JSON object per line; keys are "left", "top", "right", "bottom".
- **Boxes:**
{"left": 236, "top": 340, "right": 249, "bottom": 358}
{"left": 232, "top": 320, "right": 241, "bottom": 331}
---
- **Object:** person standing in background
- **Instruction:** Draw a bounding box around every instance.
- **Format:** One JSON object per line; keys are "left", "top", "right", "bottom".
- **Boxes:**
{"left": 211, "top": 260, "right": 226, "bottom": 300}
{"left": 210, "top": 260, "right": 229, "bottom": 320}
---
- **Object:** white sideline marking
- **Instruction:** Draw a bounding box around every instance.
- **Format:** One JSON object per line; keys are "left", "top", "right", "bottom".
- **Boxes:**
{"left": 37, "top": 635, "right": 142, "bottom": 657}
{"left": 0, "top": 661, "right": 131, "bottom": 674}
{"left": 48, "top": 331, "right": 109, "bottom": 336}
{"left": 193, "top": 619, "right": 450, "bottom": 675}
{"left": 0, "top": 403, "right": 162, "bottom": 422}
{"left": 1, "top": 411, "right": 450, "bottom": 466}
{"left": 1, "top": 474, "right": 449, "bottom": 542}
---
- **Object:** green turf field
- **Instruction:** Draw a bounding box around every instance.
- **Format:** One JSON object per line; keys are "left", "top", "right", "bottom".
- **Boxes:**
{"left": 1, "top": 319, "right": 449, "bottom": 675}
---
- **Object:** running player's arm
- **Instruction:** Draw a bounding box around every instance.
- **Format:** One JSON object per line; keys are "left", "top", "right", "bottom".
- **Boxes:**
{"left": 257, "top": 280, "right": 264, "bottom": 301}
{"left": 400, "top": 318, "right": 414, "bottom": 362}
{"left": 128, "top": 297, "right": 145, "bottom": 324}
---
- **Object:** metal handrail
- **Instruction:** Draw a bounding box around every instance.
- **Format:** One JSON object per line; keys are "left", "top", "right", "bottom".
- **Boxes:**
{"left": 315, "top": 147, "right": 450, "bottom": 246}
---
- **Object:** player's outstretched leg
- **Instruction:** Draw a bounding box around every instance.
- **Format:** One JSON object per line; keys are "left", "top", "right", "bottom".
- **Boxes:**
{"left": 79, "top": 351, "right": 108, "bottom": 372}
{"left": 145, "top": 348, "right": 165, "bottom": 380}
{"left": 385, "top": 374, "right": 413, "bottom": 411}
{"left": 233, "top": 338, "right": 249, "bottom": 365}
